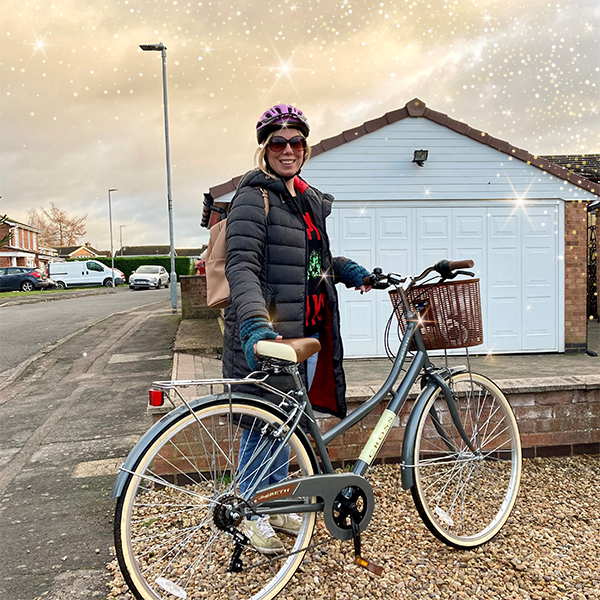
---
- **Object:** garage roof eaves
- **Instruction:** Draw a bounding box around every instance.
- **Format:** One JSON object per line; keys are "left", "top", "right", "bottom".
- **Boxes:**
{"left": 208, "top": 98, "right": 599, "bottom": 199}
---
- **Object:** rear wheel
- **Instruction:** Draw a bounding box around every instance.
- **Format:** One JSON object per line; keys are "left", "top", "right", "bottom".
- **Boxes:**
{"left": 20, "top": 281, "right": 35, "bottom": 292}
{"left": 55, "top": 281, "right": 66, "bottom": 290}
{"left": 115, "top": 399, "right": 317, "bottom": 600}
{"left": 411, "top": 372, "right": 521, "bottom": 548}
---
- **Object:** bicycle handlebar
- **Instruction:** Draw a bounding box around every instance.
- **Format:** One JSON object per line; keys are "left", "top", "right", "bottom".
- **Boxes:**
{"left": 365, "top": 259, "right": 476, "bottom": 289}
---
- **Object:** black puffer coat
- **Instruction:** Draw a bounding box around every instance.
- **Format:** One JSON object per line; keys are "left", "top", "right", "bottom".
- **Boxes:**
{"left": 223, "top": 169, "right": 352, "bottom": 418}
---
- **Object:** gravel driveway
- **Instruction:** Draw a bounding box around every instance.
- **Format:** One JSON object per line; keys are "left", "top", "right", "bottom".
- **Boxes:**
{"left": 107, "top": 455, "right": 600, "bottom": 600}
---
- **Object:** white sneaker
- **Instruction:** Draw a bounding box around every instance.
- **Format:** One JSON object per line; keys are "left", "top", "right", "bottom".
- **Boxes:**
{"left": 270, "top": 513, "right": 302, "bottom": 535}
{"left": 242, "top": 517, "right": 284, "bottom": 554}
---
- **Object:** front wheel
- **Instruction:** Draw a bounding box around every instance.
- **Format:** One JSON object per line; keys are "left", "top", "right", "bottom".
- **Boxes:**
{"left": 115, "top": 399, "right": 317, "bottom": 600}
{"left": 103, "top": 278, "right": 114, "bottom": 287}
{"left": 411, "top": 372, "right": 521, "bottom": 548}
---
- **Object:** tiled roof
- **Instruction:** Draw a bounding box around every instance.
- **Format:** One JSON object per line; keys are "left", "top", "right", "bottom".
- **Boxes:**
{"left": 208, "top": 98, "right": 599, "bottom": 199}
{"left": 541, "top": 154, "right": 600, "bottom": 183}
{"left": 57, "top": 245, "right": 108, "bottom": 257}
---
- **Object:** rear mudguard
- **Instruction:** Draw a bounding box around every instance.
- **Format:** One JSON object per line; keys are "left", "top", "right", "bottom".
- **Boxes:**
{"left": 400, "top": 366, "right": 466, "bottom": 490}
{"left": 109, "top": 393, "right": 319, "bottom": 499}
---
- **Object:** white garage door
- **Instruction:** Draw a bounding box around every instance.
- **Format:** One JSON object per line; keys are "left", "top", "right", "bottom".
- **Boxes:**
{"left": 328, "top": 201, "right": 564, "bottom": 358}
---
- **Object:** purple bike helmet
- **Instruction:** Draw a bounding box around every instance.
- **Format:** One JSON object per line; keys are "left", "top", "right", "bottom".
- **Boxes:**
{"left": 256, "top": 104, "right": 310, "bottom": 144}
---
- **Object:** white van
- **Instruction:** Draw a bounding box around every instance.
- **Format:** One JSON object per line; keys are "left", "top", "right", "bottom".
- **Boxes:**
{"left": 49, "top": 260, "right": 124, "bottom": 289}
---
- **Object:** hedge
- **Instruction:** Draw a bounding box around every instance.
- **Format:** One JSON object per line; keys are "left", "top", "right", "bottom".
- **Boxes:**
{"left": 68, "top": 256, "right": 194, "bottom": 281}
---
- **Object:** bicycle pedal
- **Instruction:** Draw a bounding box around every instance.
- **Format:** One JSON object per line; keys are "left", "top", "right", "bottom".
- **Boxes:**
{"left": 354, "top": 555, "right": 384, "bottom": 577}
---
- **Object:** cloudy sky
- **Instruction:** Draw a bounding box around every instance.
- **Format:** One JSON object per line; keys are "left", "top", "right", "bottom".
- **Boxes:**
{"left": 1, "top": 0, "right": 598, "bottom": 250}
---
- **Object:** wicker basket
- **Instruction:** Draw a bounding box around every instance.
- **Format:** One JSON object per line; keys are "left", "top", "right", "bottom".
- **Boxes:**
{"left": 389, "top": 279, "right": 483, "bottom": 351}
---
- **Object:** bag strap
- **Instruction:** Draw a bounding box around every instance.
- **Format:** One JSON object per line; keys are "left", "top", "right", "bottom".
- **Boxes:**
{"left": 259, "top": 188, "right": 270, "bottom": 216}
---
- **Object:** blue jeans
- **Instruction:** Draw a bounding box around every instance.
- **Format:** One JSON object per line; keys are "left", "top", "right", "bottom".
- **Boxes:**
{"left": 237, "top": 332, "right": 319, "bottom": 498}
{"left": 238, "top": 428, "right": 290, "bottom": 497}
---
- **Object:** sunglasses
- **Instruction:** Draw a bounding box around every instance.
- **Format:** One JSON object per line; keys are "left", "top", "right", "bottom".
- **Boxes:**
{"left": 267, "top": 135, "right": 307, "bottom": 153}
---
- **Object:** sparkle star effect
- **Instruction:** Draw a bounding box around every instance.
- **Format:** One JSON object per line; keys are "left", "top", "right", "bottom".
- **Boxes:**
{"left": 25, "top": 31, "right": 54, "bottom": 63}
{"left": 501, "top": 173, "right": 538, "bottom": 231}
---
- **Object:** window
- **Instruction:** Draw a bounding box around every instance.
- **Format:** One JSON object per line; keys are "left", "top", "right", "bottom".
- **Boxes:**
{"left": 87, "top": 261, "right": 104, "bottom": 272}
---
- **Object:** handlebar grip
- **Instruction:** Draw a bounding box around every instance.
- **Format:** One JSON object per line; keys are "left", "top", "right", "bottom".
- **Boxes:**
{"left": 448, "top": 260, "right": 474, "bottom": 271}
{"left": 363, "top": 275, "right": 373, "bottom": 286}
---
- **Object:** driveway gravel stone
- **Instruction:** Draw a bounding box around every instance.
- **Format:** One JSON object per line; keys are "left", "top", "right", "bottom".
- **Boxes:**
{"left": 106, "top": 454, "right": 600, "bottom": 600}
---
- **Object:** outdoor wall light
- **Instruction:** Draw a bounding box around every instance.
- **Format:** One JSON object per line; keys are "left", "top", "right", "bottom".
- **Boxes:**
{"left": 413, "top": 149, "right": 429, "bottom": 167}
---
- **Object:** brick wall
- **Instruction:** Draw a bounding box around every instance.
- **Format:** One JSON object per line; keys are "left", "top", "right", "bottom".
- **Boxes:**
{"left": 564, "top": 201, "right": 588, "bottom": 351}
{"left": 180, "top": 275, "right": 221, "bottom": 320}
{"left": 151, "top": 378, "right": 600, "bottom": 470}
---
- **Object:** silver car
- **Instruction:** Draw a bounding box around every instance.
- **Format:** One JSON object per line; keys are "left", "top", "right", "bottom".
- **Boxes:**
{"left": 129, "top": 265, "right": 170, "bottom": 290}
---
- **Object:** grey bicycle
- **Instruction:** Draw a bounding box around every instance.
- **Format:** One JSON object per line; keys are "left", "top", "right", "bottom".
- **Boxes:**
{"left": 111, "top": 259, "right": 522, "bottom": 600}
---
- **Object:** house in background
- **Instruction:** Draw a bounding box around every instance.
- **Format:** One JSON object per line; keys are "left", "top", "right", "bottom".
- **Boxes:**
{"left": 0, "top": 217, "right": 57, "bottom": 270}
{"left": 56, "top": 243, "right": 109, "bottom": 260}
{"left": 204, "top": 98, "right": 599, "bottom": 357}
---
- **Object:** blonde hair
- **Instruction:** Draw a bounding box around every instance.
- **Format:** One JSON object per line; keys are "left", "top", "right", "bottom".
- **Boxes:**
{"left": 254, "top": 129, "right": 311, "bottom": 177}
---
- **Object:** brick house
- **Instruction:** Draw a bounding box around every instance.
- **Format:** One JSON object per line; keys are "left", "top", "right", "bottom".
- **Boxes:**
{"left": 0, "top": 218, "right": 57, "bottom": 270}
{"left": 204, "top": 98, "right": 599, "bottom": 356}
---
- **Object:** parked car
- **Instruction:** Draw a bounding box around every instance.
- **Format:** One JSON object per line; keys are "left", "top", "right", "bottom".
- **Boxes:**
{"left": 48, "top": 260, "right": 124, "bottom": 289}
{"left": 0, "top": 267, "right": 53, "bottom": 292}
{"left": 129, "top": 265, "right": 170, "bottom": 290}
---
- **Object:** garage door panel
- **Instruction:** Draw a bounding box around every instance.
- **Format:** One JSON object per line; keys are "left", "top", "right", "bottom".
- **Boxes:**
{"left": 332, "top": 202, "right": 561, "bottom": 357}
{"left": 340, "top": 298, "right": 377, "bottom": 356}
{"left": 523, "top": 247, "right": 555, "bottom": 289}
{"left": 489, "top": 248, "right": 520, "bottom": 297}
{"left": 378, "top": 297, "right": 399, "bottom": 355}
{"left": 522, "top": 297, "right": 556, "bottom": 350}
{"left": 455, "top": 214, "right": 485, "bottom": 239}
{"left": 343, "top": 215, "right": 372, "bottom": 239}
{"left": 418, "top": 213, "right": 450, "bottom": 238}
{"left": 379, "top": 249, "right": 410, "bottom": 276}
{"left": 490, "top": 213, "right": 518, "bottom": 238}
{"left": 379, "top": 214, "right": 409, "bottom": 239}
{"left": 488, "top": 298, "right": 522, "bottom": 350}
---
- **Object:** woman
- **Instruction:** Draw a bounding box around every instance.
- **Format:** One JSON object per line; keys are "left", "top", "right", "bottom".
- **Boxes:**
{"left": 224, "top": 104, "right": 371, "bottom": 553}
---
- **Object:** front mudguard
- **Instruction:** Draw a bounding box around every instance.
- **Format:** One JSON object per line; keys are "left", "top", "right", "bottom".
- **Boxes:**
{"left": 400, "top": 366, "right": 466, "bottom": 490}
{"left": 109, "top": 392, "right": 319, "bottom": 499}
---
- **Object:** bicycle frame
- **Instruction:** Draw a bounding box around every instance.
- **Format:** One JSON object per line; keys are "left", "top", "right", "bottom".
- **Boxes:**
{"left": 225, "top": 284, "right": 472, "bottom": 516}
{"left": 111, "top": 282, "right": 472, "bottom": 525}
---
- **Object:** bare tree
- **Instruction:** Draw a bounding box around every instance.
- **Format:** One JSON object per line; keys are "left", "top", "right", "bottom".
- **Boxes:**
{"left": 27, "top": 203, "right": 87, "bottom": 247}
{"left": 0, "top": 214, "right": 13, "bottom": 249}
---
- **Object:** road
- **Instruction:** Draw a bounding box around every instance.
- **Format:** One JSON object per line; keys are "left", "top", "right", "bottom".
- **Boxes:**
{"left": 0, "top": 299, "right": 180, "bottom": 600}
{"left": 0, "top": 287, "right": 175, "bottom": 376}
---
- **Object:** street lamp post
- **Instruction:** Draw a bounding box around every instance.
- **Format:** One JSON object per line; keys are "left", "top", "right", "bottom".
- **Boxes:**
{"left": 139, "top": 42, "right": 177, "bottom": 313}
{"left": 119, "top": 225, "right": 126, "bottom": 257}
{"left": 108, "top": 188, "right": 118, "bottom": 287}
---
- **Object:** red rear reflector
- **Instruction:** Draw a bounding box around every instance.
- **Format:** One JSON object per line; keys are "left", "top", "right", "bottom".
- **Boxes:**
{"left": 32, "top": 271, "right": 41, "bottom": 278}
{"left": 149, "top": 389, "right": 164, "bottom": 406}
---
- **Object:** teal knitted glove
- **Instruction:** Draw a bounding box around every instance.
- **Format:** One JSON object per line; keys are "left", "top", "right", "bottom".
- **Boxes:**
{"left": 240, "top": 317, "right": 279, "bottom": 370}
{"left": 341, "top": 260, "right": 370, "bottom": 288}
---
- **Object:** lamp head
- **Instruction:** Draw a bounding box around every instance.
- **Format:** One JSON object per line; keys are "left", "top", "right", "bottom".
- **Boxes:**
{"left": 139, "top": 43, "right": 166, "bottom": 51}
{"left": 412, "top": 149, "right": 429, "bottom": 167}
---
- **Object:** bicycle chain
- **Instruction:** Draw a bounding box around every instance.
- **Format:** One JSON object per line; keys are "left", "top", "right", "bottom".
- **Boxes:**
{"left": 240, "top": 533, "right": 335, "bottom": 572}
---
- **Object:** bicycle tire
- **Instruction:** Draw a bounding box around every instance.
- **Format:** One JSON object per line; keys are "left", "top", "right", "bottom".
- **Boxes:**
{"left": 410, "top": 372, "right": 521, "bottom": 548}
{"left": 115, "top": 398, "right": 317, "bottom": 600}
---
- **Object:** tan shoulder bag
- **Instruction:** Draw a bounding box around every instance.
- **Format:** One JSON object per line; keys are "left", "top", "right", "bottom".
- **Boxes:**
{"left": 205, "top": 188, "right": 270, "bottom": 309}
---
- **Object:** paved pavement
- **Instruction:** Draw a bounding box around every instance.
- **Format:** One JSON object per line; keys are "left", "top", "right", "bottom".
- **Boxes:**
{"left": 0, "top": 302, "right": 180, "bottom": 600}
{"left": 170, "top": 317, "right": 600, "bottom": 393}
{"left": 1, "top": 291, "right": 597, "bottom": 600}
